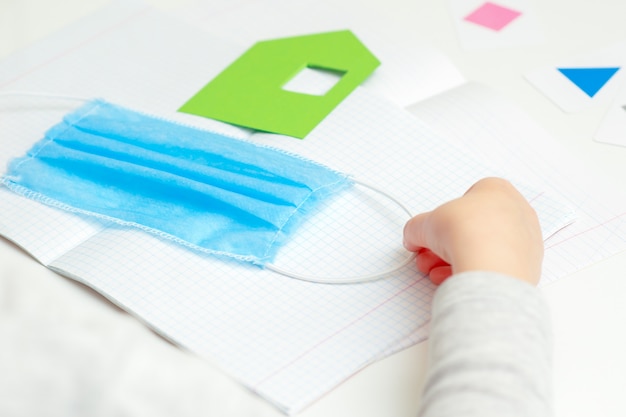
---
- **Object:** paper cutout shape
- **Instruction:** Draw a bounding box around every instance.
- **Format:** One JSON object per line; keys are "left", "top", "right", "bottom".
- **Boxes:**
{"left": 463, "top": 2, "right": 522, "bottom": 31}
{"left": 179, "top": 30, "right": 380, "bottom": 139}
{"left": 595, "top": 88, "right": 626, "bottom": 147}
{"left": 557, "top": 67, "right": 621, "bottom": 98}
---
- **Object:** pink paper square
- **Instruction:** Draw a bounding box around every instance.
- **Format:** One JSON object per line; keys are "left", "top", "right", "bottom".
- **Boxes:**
{"left": 464, "top": 2, "right": 522, "bottom": 31}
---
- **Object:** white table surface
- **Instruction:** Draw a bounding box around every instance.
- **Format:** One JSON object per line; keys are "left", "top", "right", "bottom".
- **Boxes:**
{"left": 1, "top": 1, "right": 626, "bottom": 416}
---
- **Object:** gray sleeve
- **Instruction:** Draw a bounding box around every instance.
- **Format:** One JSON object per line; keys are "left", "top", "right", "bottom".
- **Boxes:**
{"left": 417, "top": 271, "right": 552, "bottom": 417}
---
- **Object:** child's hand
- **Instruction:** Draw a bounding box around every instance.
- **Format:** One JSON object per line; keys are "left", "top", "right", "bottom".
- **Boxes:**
{"left": 403, "top": 177, "right": 543, "bottom": 286}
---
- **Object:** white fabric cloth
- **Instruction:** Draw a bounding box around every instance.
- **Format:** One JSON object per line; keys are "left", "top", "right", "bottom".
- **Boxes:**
{"left": 418, "top": 271, "right": 552, "bottom": 417}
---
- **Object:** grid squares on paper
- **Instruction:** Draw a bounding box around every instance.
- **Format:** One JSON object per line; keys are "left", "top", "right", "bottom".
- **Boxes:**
{"left": 49, "top": 226, "right": 435, "bottom": 413}
{"left": 269, "top": 182, "right": 412, "bottom": 280}
{"left": 0, "top": 187, "right": 106, "bottom": 265}
{"left": 464, "top": 2, "right": 522, "bottom": 31}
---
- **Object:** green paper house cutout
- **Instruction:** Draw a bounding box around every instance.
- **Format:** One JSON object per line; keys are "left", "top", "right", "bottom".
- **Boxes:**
{"left": 179, "top": 30, "right": 380, "bottom": 139}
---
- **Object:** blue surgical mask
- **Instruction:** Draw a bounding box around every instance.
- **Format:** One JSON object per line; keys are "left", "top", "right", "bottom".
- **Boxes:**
{"left": 2, "top": 99, "right": 354, "bottom": 266}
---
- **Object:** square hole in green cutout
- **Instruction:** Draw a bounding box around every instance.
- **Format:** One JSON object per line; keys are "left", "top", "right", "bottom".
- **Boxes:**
{"left": 282, "top": 66, "right": 346, "bottom": 96}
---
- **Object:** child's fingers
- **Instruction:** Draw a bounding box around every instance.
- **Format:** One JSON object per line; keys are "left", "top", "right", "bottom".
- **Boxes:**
{"left": 416, "top": 248, "right": 450, "bottom": 275}
{"left": 415, "top": 248, "right": 453, "bottom": 285}
{"left": 429, "top": 265, "right": 453, "bottom": 285}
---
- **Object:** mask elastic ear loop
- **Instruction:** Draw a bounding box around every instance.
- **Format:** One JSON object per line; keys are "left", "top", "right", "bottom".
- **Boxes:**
{"left": 265, "top": 179, "right": 416, "bottom": 284}
{"left": 1, "top": 92, "right": 417, "bottom": 284}
{"left": 0, "top": 91, "right": 90, "bottom": 102}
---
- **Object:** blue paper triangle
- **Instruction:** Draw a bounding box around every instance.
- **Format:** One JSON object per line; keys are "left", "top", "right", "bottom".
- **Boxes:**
{"left": 557, "top": 67, "right": 621, "bottom": 98}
